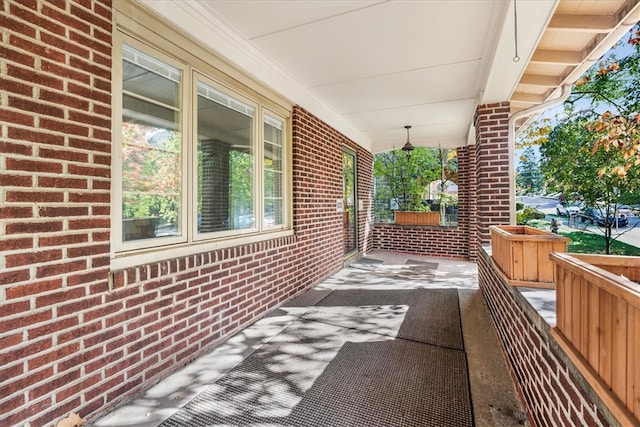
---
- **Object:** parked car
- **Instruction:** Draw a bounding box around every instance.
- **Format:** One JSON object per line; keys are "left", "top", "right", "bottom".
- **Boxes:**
{"left": 581, "top": 207, "right": 628, "bottom": 227}
{"left": 556, "top": 202, "right": 582, "bottom": 217}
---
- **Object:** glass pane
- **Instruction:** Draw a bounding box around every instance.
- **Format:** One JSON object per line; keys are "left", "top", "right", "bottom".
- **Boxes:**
{"left": 264, "top": 142, "right": 282, "bottom": 172}
{"left": 122, "top": 46, "right": 182, "bottom": 242}
{"left": 265, "top": 198, "right": 283, "bottom": 228}
{"left": 197, "top": 81, "right": 255, "bottom": 233}
{"left": 123, "top": 45, "right": 180, "bottom": 107}
{"left": 264, "top": 170, "right": 282, "bottom": 198}
{"left": 343, "top": 151, "right": 357, "bottom": 254}
{"left": 264, "top": 115, "right": 283, "bottom": 144}
{"left": 264, "top": 115, "right": 285, "bottom": 227}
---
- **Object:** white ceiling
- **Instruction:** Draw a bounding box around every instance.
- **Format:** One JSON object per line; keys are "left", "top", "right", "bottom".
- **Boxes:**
{"left": 138, "top": 0, "right": 570, "bottom": 152}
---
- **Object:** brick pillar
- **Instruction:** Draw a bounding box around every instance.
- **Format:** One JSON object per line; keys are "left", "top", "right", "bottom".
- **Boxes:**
{"left": 458, "top": 145, "right": 478, "bottom": 261}
{"left": 474, "top": 102, "right": 512, "bottom": 247}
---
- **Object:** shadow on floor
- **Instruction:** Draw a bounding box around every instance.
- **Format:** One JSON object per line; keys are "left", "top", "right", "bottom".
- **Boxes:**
{"left": 92, "top": 251, "right": 527, "bottom": 427}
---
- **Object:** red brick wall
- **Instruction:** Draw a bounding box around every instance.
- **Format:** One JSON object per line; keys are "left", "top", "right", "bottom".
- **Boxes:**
{"left": 0, "top": 2, "right": 374, "bottom": 423}
{"left": 1, "top": 1, "right": 114, "bottom": 425}
{"left": 293, "top": 106, "right": 374, "bottom": 262}
{"left": 461, "top": 145, "right": 478, "bottom": 260}
{"left": 474, "top": 102, "right": 512, "bottom": 243}
{"left": 357, "top": 147, "right": 375, "bottom": 254}
{"left": 478, "top": 249, "right": 612, "bottom": 427}
{"left": 372, "top": 225, "right": 470, "bottom": 259}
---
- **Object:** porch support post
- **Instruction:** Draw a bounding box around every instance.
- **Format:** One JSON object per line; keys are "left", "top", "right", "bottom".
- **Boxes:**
{"left": 473, "top": 102, "right": 513, "bottom": 247}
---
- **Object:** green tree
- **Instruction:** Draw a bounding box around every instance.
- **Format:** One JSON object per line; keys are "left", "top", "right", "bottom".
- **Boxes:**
{"left": 540, "top": 115, "right": 640, "bottom": 253}
{"left": 122, "top": 124, "right": 181, "bottom": 227}
{"left": 374, "top": 147, "right": 457, "bottom": 223}
{"left": 570, "top": 24, "right": 640, "bottom": 177}
{"left": 520, "top": 24, "right": 640, "bottom": 254}
{"left": 436, "top": 148, "right": 459, "bottom": 221}
{"left": 516, "top": 147, "right": 544, "bottom": 195}
{"left": 230, "top": 149, "right": 253, "bottom": 226}
{"left": 374, "top": 148, "right": 437, "bottom": 214}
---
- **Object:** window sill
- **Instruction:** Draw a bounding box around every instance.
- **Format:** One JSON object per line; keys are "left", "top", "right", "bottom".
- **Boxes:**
{"left": 110, "top": 229, "right": 294, "bottom": 271}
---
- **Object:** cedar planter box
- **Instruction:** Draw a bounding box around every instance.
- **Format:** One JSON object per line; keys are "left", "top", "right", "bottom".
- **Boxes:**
{"left": 489, "top": 225, "right": 570, "bottom": 288}
{"left": 394, "top": 211, "right": 441, "bottom": 226}
{"left": 550, "top": 252, "right": 640, "bottom": 426}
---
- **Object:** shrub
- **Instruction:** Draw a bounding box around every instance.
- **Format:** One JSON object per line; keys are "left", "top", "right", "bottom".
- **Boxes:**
{"left": 516, "top": 207, "right": 546, "bottom": 225}
{"left": 516, "top": 202, "right": 525, "bottom": 211}
{"left": 411, "top": 202, "right": 431, "bottom": 212}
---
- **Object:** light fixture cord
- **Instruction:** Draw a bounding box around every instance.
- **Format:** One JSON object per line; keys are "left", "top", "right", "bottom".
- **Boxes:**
{"left": 513, "top": 0, "right": 520, "bottom": 62}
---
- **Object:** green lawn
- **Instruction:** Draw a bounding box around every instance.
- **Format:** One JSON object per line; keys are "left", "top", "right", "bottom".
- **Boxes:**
{"left": 525, "top": 218, "right": 640, "bottom": 256}
{"left": 559, "top": 230, "right": 640, "bottom": 255}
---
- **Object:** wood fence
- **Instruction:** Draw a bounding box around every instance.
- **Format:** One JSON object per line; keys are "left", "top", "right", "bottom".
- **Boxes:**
{"left": 550, "top": 252, "right": 640, "bottom": 425}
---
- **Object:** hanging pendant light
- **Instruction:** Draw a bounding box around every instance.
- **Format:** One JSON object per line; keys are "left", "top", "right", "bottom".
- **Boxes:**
{"left": 402, "top": 125, "right": 414, "bottom": 157}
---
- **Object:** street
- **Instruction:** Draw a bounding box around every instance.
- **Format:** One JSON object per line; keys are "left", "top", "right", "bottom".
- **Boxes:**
{"left": 516, "top": 196, "right": 640, "bottom": 248}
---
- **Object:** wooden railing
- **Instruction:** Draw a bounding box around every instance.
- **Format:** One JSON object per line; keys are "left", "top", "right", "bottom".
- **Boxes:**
{"left": 550, "top": 252, "right": 640, "bottom": 425}
{"left": 489, "top": 225, "right": 570, "bottom": 288}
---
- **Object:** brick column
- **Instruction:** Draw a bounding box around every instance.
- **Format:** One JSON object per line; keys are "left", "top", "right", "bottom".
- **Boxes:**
{"left": 474, "top": 102, "right": 513, "bottom": 247}
{"left": 458, "top": 145, "right": 478, "bottom": 261}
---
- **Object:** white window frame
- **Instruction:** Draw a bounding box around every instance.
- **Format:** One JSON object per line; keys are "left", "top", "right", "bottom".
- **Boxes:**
{"left": 111, "top": 27, "right": 293, "bottom": 271}
{"left": 262, "top": 110, "right": 288, "bottom": 230}
{"left": 112, "top": 35, "right": 190, "bottom": 253}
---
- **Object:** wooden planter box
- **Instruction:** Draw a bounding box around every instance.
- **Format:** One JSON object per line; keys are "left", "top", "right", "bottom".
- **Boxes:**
{"left": 550, "top": 252, "right": 640, "bottom": 426}
{"left": 394, "top": 211, "right": 441, "bottom": 226}
{"left": 489, "top": 225, "right": 570, "bottom": 288}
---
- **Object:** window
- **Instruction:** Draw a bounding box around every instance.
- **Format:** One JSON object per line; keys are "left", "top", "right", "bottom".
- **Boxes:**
{"left": 263, "top": 114, "right": 285, "bottom": 228}
{"left": 113, "top": 36, "right": 291, "bottom": 263}
{"left": 121, "top": 44, "right": 185, "bottom": 244}
{"left": 196, "top": 79, "right": 255, "bottom": 236}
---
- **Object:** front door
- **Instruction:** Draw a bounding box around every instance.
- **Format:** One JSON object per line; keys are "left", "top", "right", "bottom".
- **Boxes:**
{"left": 343, "top": 149, "right": 357, "bottom": 256}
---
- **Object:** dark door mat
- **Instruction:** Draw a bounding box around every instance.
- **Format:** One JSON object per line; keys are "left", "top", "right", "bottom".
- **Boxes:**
{"left": 312, "top": 289, "right": 463, "bottom": 350}
{"left": 158, "top": 319, "right": 378, "bottom": 427}
{"left": 348, "top": 257, "right": 384, "bottom": 270}
{"left": 159, "top": 338, "right": 472, "bottom": 427}
{"left": 355, "top": 257, "right": 384, "bottom": 265}
{"left": 405, "top": 259, "right": 439, "bottom": 269}
{"left": 289, "top": 340, "right": 473, "bottom": 427}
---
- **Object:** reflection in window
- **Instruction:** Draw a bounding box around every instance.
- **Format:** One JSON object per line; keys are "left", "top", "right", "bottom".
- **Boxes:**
{"left": 197, "top": 81, "right": 255, "bottom": 234}
{"left": 264, "top": 115, "right": 285, "bottom": 227}
{"left": 121, "top": 45, "right": 182, "bottom": 242}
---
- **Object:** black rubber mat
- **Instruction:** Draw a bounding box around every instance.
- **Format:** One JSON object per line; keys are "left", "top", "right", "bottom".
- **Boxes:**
{"left": 159, "top": 332, "right": 472, "bottom": 427}
{"left": 355, "top": 257, "right": 384, "bottom": 265}
{"left": 313, "top": 288, "right": 464, "bottom": 350}
{"left": 289, "top": 340, "right": 472, "bottom": 427}
{"left": 348, "top": 257, "right": 384, "bottom": 271}
{"left": 405, "top": 259, "right": 439, "bottom": 269}
{"left": 159, "top": 289, "right": 470, "bottom": 427}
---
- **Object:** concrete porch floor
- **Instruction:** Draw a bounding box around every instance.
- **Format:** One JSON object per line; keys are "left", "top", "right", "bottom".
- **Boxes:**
{"left": 91, "top": 250, "right": 528, "bottom": 426}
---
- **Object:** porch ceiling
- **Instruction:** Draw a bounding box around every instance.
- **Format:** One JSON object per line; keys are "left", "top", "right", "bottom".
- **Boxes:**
{"left": 140, "top": 0, "right": 640, "bottom": 152}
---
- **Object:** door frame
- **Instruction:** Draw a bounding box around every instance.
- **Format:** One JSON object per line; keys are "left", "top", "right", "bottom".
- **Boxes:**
{"left": 342, "top": 147, "right": 358, "bottom": 258}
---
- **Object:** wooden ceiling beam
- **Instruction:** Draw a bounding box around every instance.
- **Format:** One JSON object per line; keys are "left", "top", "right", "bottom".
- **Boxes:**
{"left": 548, "top": 14, "right": 617, "bottom": 33}
{"left": 531, "top": 49, "right": 584, "bottom": 65}
{"left": 519, "top": 73, "right": 563, "bottom": 87}
{"left": 510, "top": 93, "right": 546, "bottom": 104}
